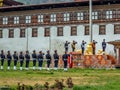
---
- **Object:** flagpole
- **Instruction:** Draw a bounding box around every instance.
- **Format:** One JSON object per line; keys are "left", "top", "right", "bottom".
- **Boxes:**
{"left": 89, "top": 0, "right": 93, "bottom": 42}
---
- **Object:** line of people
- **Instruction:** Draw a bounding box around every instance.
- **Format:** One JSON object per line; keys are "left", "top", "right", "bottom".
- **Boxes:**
{"left": 64, "top": 39, "right": 107, "bottom": 55}
{"left": 0, "top": 50, "right": 69, "bottom": 71}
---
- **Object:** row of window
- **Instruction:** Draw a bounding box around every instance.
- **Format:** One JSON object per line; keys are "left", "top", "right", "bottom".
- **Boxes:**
{"left": 0, "top": 9, "right": 120, "bottom": 25}
{"left": 0, "top": 25, "right": 120, "bottom": 38}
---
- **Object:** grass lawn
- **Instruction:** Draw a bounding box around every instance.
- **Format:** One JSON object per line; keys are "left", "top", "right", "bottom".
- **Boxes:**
{"left": 0, "top": 60, "right": 120, "bottom": 90}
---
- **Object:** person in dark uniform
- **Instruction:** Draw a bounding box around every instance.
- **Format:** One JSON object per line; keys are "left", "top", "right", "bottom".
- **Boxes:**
{"left": 7, "top": 51, "right": 12, "bottom": 70}
{"left": 53, "top": 50, "right": 59, "bottom": 70}
{"left": 81, "top": 40, "right": 86, "bottom": 55}
{"left": 32, "top": 50, "right": 37, "bottom": 70}
{"left": 13, "top": 51, "right": 18, "bottom": 70}
{"left": 19, "top": 51, "right": 24, "bottom": 70}
{"left": 62, "top": 51, "right": 69, "bottom": 71}
{"left": 25, "top": 51, "right": 30, "bottom": 70}
{"left": 64, "top": 41, "right": 70, "bottom": 52}
{"left": 102, "top": 39, "right": 107, "bottom": 52}
{"left": 0, "top": 50, "right": 5, "bottom": 70}
{"left": 38, "top": 51, "right": 44, "bottom": 70}
{"left": 46, "top": 50, "right": 51, "bottom": 70}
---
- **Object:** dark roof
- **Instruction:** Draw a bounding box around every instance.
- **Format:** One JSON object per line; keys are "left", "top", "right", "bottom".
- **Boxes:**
{"left": 3, "top": 0, "right": 23, "bottom": 6}
{"left": 0, "top": 0, "right": 120, "bottom": 12}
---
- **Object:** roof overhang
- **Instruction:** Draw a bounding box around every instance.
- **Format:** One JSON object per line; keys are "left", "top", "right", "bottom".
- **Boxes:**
{"left": 108, "top": 40, "right": 120, "bottom": 48}
{"left": 3, "top": 0, "right": 23, "bottom": 6}
{"left": 0, "top": 0, "right": 120, "bottom": 12}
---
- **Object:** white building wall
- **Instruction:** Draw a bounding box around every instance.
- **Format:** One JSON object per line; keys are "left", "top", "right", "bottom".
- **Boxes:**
{"left": 0, "top": 28, "right": 27, "bottom": 54}
{"left": 28, "top": 27, "right": 50, "bottom": 54}
{"left": 0, "top": 24, "right": 120, "bottom": 55}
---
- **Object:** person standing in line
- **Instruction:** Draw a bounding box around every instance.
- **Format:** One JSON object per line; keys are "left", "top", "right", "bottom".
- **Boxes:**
{"left": 92, "top": 40, "right": 97, "bottom": 55}
{"left": 64, "top": 41, "right": 70, "bottom": 52}
{"left": 38, "top": 51, "right": 44, "bottom": 70}
{"left": 7, "top": 51, "right": 12, "bottom": 70}
{"left": 46, "top": 50, "right": 51, "bottom": 70}
{"left": 13, "top": 51, "right": 18, "bottom": 70}
{"left": 19, "top": 51, "right": 24, "bottom": 70}
{"left": 0, "top": 50, "right": 5, "bottom": 70}
{"left": 102, "top": 39, "right": 107, "bottom": 52}
{"left": 81, "top": 40, "right": 87, "bottom": 55}
{"left": 114, "top": 46, "right": 117, "bottom": 58}
{"left": 25, "top": 51, "right": 30, "bottom": 70}
{"left": 71, "top": 40, "right": 77, "bottom": 52}
{"left": 53, "top": 50, "right": 59, "bottom": 70}
{"left": 32, "top": 50, "right": 37, "bottom": 70}
{"left": 62, "top": 51, "right": 69, "bottom": 71}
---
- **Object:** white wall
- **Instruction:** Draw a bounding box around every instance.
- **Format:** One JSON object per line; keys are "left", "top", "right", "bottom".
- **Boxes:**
{"left": 0, "top": 24, "right": 120, "bottom": 55}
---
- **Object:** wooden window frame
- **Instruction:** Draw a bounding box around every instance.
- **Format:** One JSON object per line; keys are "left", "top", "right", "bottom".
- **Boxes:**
{"left": 3, "top": 17, "right": 8, "bottom": 24}
{"left": 57, "top": 27, "right": 63, "bottom": 36}
{"left": 32, "top": 28, "right": 38, "bottom": 37}
{"left": 113, "top": 9, "right": 117, "bottom": 19}
{"left": 117, "top": 9, "right": 120, "bottom": 19}
{"left": 84, "top": 11, "right": 89, "bottom": 20}
{"left": 14, "top": 16, "right": 19, "bottom": 24}
{"left": 101, "top": 10, "right": 106, "bottom": 20}
{"left": 0, "top": 30, "right": 3, "bottom": 38}
{"left": 71, "top": 26, "right": 77, "bottom": 36}
{"left": 85, "top": 26, "right": 89, "bottom": 35}
{"left": 106, "top": 10, "right": 113, "bottom": 19}
{"left": 20, "top": 29, "right": 25, "bottom": 38}
{"left": 56, "top": 13, "right": 63, "bottom": 22}
{"left": 99, "top": 25, "right": 106, "bottom": 35}
{"left": 38, "top": 14, "right": 44, "bottom": 23}
{"left": 44, "top": 14, "right": 50, "bottom": 23}
{"left": 25, "top": 16, "right": 31, "bottom": 23}
{"left": 64, "top": 13, "right": 70, "bottom": 21}
{"left": 77, "top": 12, "right": 84, "bottom": 20}
{"left": 114, "top": 24, "right": 120, "bottom": 34}
{"left": 70, "top": 12, "right": 77, "bottom": 21}
{"left": 50, "top": 14, "right": 56, "bottom": 22}
{"left": 9, "top": 29, "right": 14, "bottom": 38}
{"left": 44, "top": 28, "right": 50, "bottom": 37}
{"left": 92, "top": 11, "right": 98, "bottom": 20}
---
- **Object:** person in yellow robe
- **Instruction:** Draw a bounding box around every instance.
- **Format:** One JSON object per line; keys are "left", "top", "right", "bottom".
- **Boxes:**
{"left": 71, "top": 40, "right": 77, "bottom": 52}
